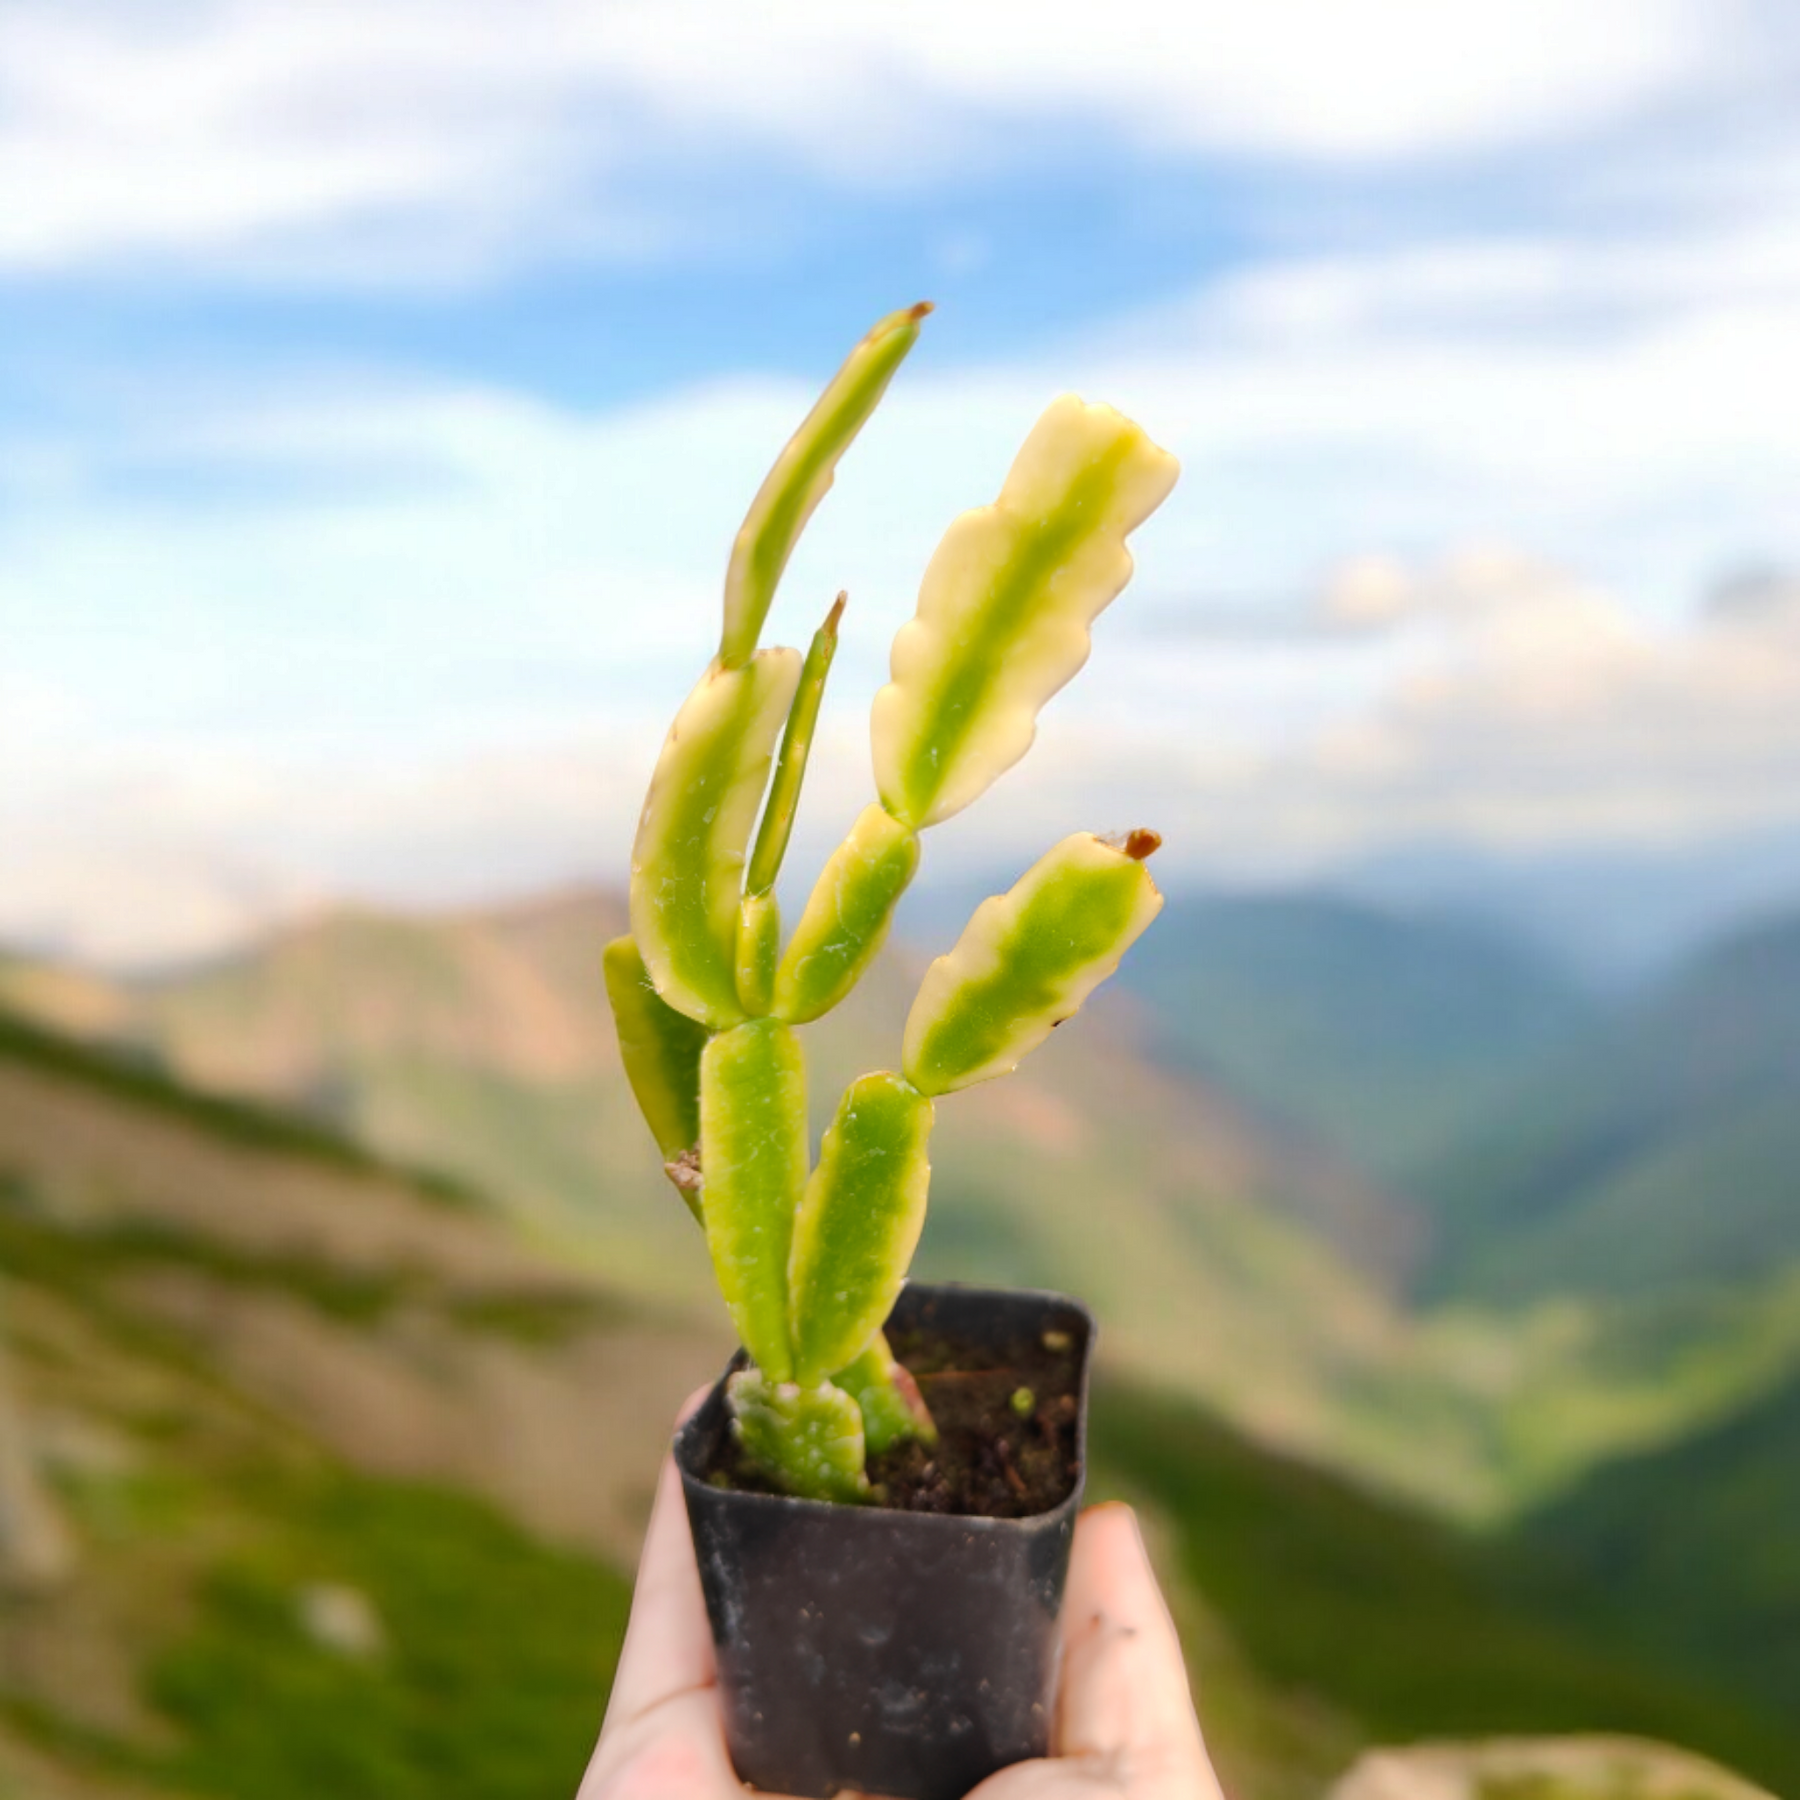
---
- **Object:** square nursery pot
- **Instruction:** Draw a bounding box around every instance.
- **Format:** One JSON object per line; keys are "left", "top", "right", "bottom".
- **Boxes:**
{"left": 675, "top": 1283, "right": 1094, "bottom": 1800}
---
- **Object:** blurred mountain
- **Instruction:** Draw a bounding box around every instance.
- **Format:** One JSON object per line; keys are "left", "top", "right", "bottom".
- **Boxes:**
{"left": 1523, "top": 1368, "right": 1800, "bottom": 1729}
{"left": 116, "top": 893, "right": 692, "bottom": 1295}
{"left": 1337, "top": 820, "right": 1800, "bottom": 986}
{"left": 1016, "top": 889, "right": 1800, "bottom": 1519}
{"left": 0, "top": 890, "right": 1511, "bottom": 1512}
{"left": 1416, "top": 910, "right": 1800, "bottom": 1305}
{"left": 1096, "top": 1383, "right": 1800, "bottom": 1797}
{"left": 1436, "top": 1261, "right": 1800, "bottom": 1517}
{"left": 4, "top": 1010, "right": 1794, "bottom": 1800}
{"left": 1110, "top": 892, "right": 1594, "bottom": 1202}
{"left": 0, "top": 1329, "right": 73, "bottom": 1594}
{"left": 0, "top": 1005, "right": 723, "bottom": 1800}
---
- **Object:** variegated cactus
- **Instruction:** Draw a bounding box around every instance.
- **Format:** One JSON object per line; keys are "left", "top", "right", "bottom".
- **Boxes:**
{"left": 606, "top": 305, "right": 1177, "bottom": 1501}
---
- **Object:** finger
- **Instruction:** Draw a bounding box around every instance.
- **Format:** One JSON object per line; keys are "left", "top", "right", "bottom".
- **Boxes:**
{"left": 600, "top": 1413, "right": 717, "bottom": 1732}
{"left": 579, "top": 1685, "right": 743, "bottom": 1798}
{"left": 1052, "top": 1503, "right": 1218, "bottom": 1791}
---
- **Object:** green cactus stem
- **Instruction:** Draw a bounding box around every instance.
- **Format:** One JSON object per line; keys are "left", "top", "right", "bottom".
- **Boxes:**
{"left": 746, "top": 591, "right": 845, "bottom": 901}
{"left": 700, "top": 1018, "right": 809, "bottom": 1381}
{"left": 904, "top": 829, "right": 1164, "bottom": 1097}
{"left": 773, "top": 803, "right": 920, "bottom": 1025}
{"left": 734, "top": 891, "right": 781, "bottom": 1018}
{"left": 630, "top": 650, "right": 800, "bottom": 1029}
{"left": 832, "top": 1335, "right": 937, "bottom": 1455}
{"left": 787, "top": 1072, "right": 935, "bottom": 1387}
{"left": 601, "top": 935, "right": 709, "bottom": 1220}
{"left": 721, "top": 304, "right": 930, "bottom": 670}
{"left": 727, "top": 1371, "right": 868, "bottom": 1504}
{"left": 873, "top": 395, "right": 1179, "bottom": 830}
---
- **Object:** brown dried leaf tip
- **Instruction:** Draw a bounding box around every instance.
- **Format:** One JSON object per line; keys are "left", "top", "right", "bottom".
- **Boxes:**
{"left": 1101, "top": 827, "right": 1162, "bottom": 861}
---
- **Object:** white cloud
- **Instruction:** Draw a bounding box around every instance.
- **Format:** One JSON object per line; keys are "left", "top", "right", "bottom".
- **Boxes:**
{"left": 1094, "top": 221, "right": 1800, "bottom": 611}
{"left": 1317, "top": 557, "right": 1420, "bottom": 630}
{"left": 0, "top": 0, "right": 1726, "bottom": 275}
{"left": 1188, "top": 221, "right": 1800, "bottom": 345}
{"left": 1121, "top": 553, "right": 1800, "bottom": 866}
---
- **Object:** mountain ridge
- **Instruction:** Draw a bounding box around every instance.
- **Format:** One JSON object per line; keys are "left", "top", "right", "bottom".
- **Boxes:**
{"left": 1110, "top": 889, "right": 1593, "bottom": 1207}
{"left": 1417, "top": 908, "right": 1800, "bottom": 1304}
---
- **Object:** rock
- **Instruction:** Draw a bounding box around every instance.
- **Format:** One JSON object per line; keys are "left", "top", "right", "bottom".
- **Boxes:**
{"left": 0, "top": 1343, "right": 75, "bottom": 1594}
{"left": 298, "top": 1582, "right": 386, "bottom": 1658}
{"left": 1330, "top": 1736, "right": 1775, "bottom": 1800}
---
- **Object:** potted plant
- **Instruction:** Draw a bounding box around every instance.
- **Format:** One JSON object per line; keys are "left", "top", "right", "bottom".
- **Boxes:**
{"left": 603, "top": 303, "right": 1177, "bottom": 1800}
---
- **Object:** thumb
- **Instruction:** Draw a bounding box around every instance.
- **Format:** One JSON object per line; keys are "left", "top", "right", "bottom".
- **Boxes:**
{"left": 1052, "top": 1503, "right": 1221, "bottom": 1794}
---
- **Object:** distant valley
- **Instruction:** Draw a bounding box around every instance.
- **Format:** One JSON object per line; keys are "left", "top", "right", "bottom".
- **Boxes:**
{"left": 1412, "top": 910, "right": 1800, "bottom": 1306}
{"left": 1111, "top": 891, "right": 1595, "bottom": 1203}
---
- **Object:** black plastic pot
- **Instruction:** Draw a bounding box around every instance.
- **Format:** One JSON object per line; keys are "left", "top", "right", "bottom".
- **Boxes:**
{"left": 676, "top": 1283, "right": 1094, "bottom": 1800}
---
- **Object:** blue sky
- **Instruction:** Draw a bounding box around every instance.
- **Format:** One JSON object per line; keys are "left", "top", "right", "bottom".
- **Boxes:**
{"left": 5, "top": 0, "right": 1800, "bottom": 961}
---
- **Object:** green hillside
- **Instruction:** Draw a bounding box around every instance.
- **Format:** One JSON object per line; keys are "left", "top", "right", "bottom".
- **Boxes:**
{"left": 5, "top": 1014, "right": 1792, "bottom": 1800}
{"left": 0, "top": 1011, "right": 720, "bottom": 1800}
{"left": 1418, "top": 912, "right": 1800, "bottom": 1304}
{"left": 119, "top": 899, "right": 691, "bottom": 1291}
{"left": 1440, "top": 1261, "right": 1800, "bottom": 1512}
{"left": 0, "top": 1007, "right": 481, "bottom": 1208}
{"left": 1523, "top": 1370, "right": 1800, "bottom": 1726}
{"left": 1113, "top": 892, "right": 1591, "bottom": 1209}
{"left": 1093, "top": 1383, "right": 1800, "bottom": 1798}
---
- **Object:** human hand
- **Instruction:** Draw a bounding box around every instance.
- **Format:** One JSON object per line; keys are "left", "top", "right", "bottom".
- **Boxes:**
{"left": 967, "top": 1498, "right": 1222, "bottom": 1800}
{"left": 579, "top": 1400, "right": 1222, "bottom": 1800}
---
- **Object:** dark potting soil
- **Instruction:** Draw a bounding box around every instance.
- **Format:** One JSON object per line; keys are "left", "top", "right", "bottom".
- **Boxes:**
{"left": 706, "top": 1309, "right": 1083, "bottom": 1519}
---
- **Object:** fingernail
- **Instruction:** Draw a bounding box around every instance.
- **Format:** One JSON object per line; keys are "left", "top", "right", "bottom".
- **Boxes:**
{"left": 1086, "top": 1499, "right": 1140, "bottom": 1529}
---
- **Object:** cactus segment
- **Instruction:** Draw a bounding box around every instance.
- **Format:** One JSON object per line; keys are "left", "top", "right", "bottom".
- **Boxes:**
{"left": 735, "top": 891, "right": 781, "bottom": 1017}
{"left": 833, "top": 1333, "right": 937, "bottom": 1454}
{"left": 601, "top": 935, "right": 710, "bottom": 1219}
{"left": 630, "top": 649, "right": 801, "bottom": 1029}
{"left": 727, "top": 1370, "right": 869, "bottom": 1503}
{"left": 773, "top": 804, "right": 920, "bottom": 1025}
{"left": 701, "top": 1019, "right": 809, "bottom": 1380}
{"left": 903, "top": 831, "right": 1163, "bottom": 1096}
{"left": 601, "top": 934, "right": 708, "bottom": 1161}
{"left": 721, "top": 305, "right": 931, "bottom": 670}
{"left": 872, "top": 396, "right": 1179, "bottom": 829}
{"left": 787, "top": 1073, "right": 934, "bottom": 1387}
{"left": 746, "top": 592, "right": 844, "bottom": 900}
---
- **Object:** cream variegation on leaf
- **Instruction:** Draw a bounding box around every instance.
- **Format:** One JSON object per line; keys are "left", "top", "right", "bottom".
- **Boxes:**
{"left": 872, "top": 395, "right": 1178, "bottom": 831}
